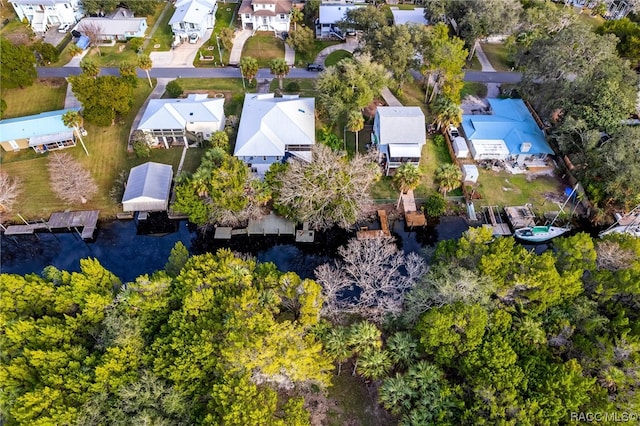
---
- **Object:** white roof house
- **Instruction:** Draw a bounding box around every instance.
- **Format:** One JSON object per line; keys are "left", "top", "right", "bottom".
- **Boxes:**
{"left": 390, "top": 7, "right": 428, "bottom": 26}
{"left": 372, "top": 106, "right": 426, "bottom": 175}
{"left": 122, "top": 162, "right": 174, "bottom": 212}
{"left": 77, "top": 16, "right": 148, "bottom": 40}
{"left": 170, "top": 0, "right": 217, "bottom": 39}
{"left": 137, "top": 94, "right": 225, "bottom": 143}
{"left": 316, "top": 4, "right": 363, "bottom": 38}
{"left": 234, "top": 94, "right": 315, "bottom": 176}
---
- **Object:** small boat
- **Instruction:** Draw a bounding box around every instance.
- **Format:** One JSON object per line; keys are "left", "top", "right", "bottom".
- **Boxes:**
{"left": 599, "top": 204, "right": 640, "bottom": 238}
{"left": 514, "top": 185, "right": 577, "bottom": 243}
{"left": 514, "top": 225, "right": 570, "bottom": 242}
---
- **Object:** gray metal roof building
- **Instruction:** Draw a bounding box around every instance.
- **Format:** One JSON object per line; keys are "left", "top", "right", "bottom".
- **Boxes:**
{"left": 122, "top": 162, "right": 173, "bottom": 212}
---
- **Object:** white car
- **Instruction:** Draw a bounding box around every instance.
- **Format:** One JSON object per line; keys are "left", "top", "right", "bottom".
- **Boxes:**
{"left": 448, "top": 125, "right": 460, "bottom": 139}
{"left": 188, "top": 33, "right": 199, "bottom": 44}
{"left": 58, "top": 23, "right": 71, "bottom": 33}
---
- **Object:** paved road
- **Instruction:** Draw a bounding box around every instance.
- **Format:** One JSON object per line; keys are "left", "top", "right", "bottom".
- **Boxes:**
{"left": 37, "top": 66, "right": 523, "bottom": 83}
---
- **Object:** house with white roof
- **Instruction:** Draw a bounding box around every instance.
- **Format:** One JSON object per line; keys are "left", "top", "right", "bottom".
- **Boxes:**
{"left": 0, "top": 108, "right": 81, "bottom": 153}
{"left": 234, "top": 93, "right": 315, "bottom": 176}
{"left": 372, "top": 106, "right": 426, "bottom": 176}
{"left": 169, "top": 0, "right": 217, "bottom": 40}
{"left": 239, "top": 0, "right": 291, "bottom": 32}
{"left": 10, "top": 0, "right": 83, "bottom": 33}
{"left": 316, "top": 4, "right": 363, "bottom": 38}
{"left": 77, "top": 10, "right": 147, "bottom": 41}
{"left": 390, "top": 7, "right": 428, "bottom": 26}
{"left": 136, "top": 94, "right": 225, "bottom": 148}
{"left": 460, "top": 98, "right": 554, "bottom": 165}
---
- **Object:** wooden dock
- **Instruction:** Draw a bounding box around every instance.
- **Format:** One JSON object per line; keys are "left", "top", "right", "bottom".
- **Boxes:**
{"left": 481, "top": 206, "right": 511, "bottom": 236}
{"left": 213, "top": 213, "right": 297, "bottom": 240}
{"left": 505, "top": 205, "right": 536, "bottom": 228}
{"left": 4, "top": 210, "right": 99, "bottom": 240}
{"left": 400, "top": 190, "right": 426, "bottom": 227}
{"left": 357, "top": 210, "right": 392, "bottom": 240}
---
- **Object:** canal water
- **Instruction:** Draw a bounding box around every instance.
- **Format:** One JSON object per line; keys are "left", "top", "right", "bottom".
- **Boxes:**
{"left": 0, "top": 214, "right": 470, "bottom": 282}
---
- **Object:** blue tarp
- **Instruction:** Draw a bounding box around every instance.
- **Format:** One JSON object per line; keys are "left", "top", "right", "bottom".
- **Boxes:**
{"left": 76, "top": 35, "right": 90, "bottom": 50}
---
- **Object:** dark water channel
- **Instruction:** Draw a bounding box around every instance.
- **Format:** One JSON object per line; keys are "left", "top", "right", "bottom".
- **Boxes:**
{"left": 0, "top": 214, "right": 471, "bottom": 282}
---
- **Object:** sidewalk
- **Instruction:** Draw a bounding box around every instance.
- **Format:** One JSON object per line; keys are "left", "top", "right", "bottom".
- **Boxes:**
{"left": 284, "top": 43, "right": 295, "bottom": 66}
{"left": 229, "top": 29, "right": 252, "bottom": 65}
{"left": 474, "top": 42, "right": 500, "bottom": 97}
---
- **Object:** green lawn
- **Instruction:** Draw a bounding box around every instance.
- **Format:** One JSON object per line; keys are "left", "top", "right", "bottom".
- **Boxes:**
{"left": 474, "top": 170, "right": 563, "bottom": 212}
{"left": 194, "top": 4, "right": 238, "bottom": 67}
{"left": 146, "top": 2, "right": 175, "bottom": 53}
{"left": 242, "top": 32, "right": 285, "bottom": 67}
{"left": 86, "top": 44, "right": 140, "bottom": 67}
{"left": 1, "top": 79, "right": 67, "bottom": 118}
{"left": 295, "top": 40, "right": 341, "bottom": 67}
{"left": 0, "top": 79, "right": 193, "bottom": 221}
{"left": 268, "top": 78, "right": 317, "bottom": 96}
{"left": 173, "top": 78, "right": 250, "bottom": 117}
{"left": 466, "top": 54, "right": 482, "bottom": 71}
{"left": 324, "top": 50, "right": 352, "bottom": 66}
{"left": 480, "top": 43, "right": 512, "bottom": 72}
{"left": 460, "top": 81, "right": 488, "bottom": 99}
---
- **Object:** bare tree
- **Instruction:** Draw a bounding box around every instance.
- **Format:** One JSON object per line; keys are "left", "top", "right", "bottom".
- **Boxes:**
{"left": 78, "top": 21, "right": 104, "bottom": 56}
{"left": 596, "top": 240, "right": 637, "bottom": 271}
{"left": 315, "top": 237, "right": 427, "bottom": 324}
{"left": 48, "top": 153, "right": 98, "bottom": 204}
{"left": 0, "top": 171, "right": 23, "bottom": 222}
{"left": 273, "top": 144, "right": 381, "bottom": 230}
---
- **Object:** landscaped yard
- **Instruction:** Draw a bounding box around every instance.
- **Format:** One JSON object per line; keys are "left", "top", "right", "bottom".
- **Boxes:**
{"left": 295, "top": 40, "right": 341, "bottom": 67}
{"left": 460, "top": 81, "right": 488, "bottom": 99}
{"left": 268, "top": 78, "right": 317, "bottom": 96}
{"left": 1, "top": 79, "right": 67, "bottom": 119}
{"left": 324, "top": 50, "right": 352, "bottom": 66}
{"left": 242, "top": 32, "right": 285, "bottom": 67}
{"left": 145, "top": 2, "right": 174, "bottom": 53}
{"left": 85, "top": 44, "right": 140, "bottom": 67}
{"left": 480, "top": 42, "right": 512, "bottom": 71}
{"left": 1, "top": 79, "right": 206, "bottom": 221}
{"left": 194, "top": 3, "right": 238, "bottom": 67}
{"left": 172, "top": 78, "right": 249, "bottom": 117}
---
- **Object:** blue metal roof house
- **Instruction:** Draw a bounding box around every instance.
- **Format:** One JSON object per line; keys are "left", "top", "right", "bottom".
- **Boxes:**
{"left": 461, "top": 98, "right": 554, "bottom": 166}
{"left": 0, "top": 108, "right": 81, "bottom": 153}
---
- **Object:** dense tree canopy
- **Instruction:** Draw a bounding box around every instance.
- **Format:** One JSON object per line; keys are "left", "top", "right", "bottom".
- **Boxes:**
{"left": 0, "top": 38, "right": 37, "bottom": 89}
{"left": 0, "top": 249, "right": 331, "bottom": 425}
{"left": 173, "top": 148, "right": 269, "bottom": 226}
{"left": 68, "top": 75, "right": 134, "bottom": 126}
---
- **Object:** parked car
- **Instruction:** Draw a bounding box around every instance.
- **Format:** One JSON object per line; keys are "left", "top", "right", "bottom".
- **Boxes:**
{"left": 307, "top": 63, "right": 324, "bottom": 72}
{"left": 280, "top": 31, "right": 289, "bottom": 40}
{"left": 58, "top": 23, "right": 71, "bottom": 33}
{"left": 188, "top": 33, "right": 199, "bottom": 44}
{"left": 448, "top": 124, "right": 460, "bottom": 139}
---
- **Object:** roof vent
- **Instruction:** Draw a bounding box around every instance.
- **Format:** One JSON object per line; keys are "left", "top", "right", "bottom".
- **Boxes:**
{"left": 520, "top": 142, "right": 531, "bottom": 153}
{"left": 298, "top": 109, "right": 305, "bottom": 113}
{"left": 190, "top": 112, "right": 194, "bottom": 116}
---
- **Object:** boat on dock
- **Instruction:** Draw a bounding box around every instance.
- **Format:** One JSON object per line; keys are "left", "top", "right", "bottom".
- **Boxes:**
{"left": 599, "top": 204, "right": 640, "bottom": 238}
{"left": 514, "top": 185, "right": 577, "bottom": 243}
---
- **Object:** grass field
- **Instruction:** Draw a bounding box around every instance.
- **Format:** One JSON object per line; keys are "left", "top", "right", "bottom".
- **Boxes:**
{"left": 194, "top": 4, "right": 237, "bottom": 67}
{"left": 475, "top": 170, "right": 563, "bottom": 212}
{"left": 0, "top": 79, "right": 207, "bottom": 222}
{"left": 295, "top": 40, "right": 341, "bottom": 67}
{"left": 174, "top": 78, "right": 249, "bottom": 117}
{"left": 269, "top": 78, "right": 317, "bottom": 96}
{"left": 460, "top": 81, "right": 488, "bottom": 99}
{"left": 480, "top": 42, "right": 512, "bottom": 72}
{"left": 242, "top": 32, "right": 285, "bottom": 67}
{"left": 86, "top": 44, "right": 140, "bottom": 67}
{"left": 146, "top": 2, "right": 174, "bottom": 53}
{"left": 1, "top": 79, "right": 67, "bottom": 118}
{"left": 324, "top": 50, "right": 352, "bottom": 66}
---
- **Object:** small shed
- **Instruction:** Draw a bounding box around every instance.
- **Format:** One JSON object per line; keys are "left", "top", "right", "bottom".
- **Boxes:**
{"left": 122, "top": 162, "right": 173, "bottom": 212}
{"left": 452, "top": 136, "right": 469, "bottom": 158}
{"left": 462, "top": 164, "right": 479, "bottom": 183}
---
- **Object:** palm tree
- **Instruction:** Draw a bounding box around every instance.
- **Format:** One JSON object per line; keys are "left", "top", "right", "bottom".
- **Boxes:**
{"left": 269, "top": 58, "right": 290, "bottom": 90}
{"left": 323, "top": 327, "right": 351, "bottom": 375}
{"left": 434, "top": 163, "right": 462, "bottom": 196}
{"left": 290, "top": 8, "right": 304, "bottom": 31}
{"left": 357, "top": 348, "right": 392, "bottom": 380}
{"left": 379, "top": 374, "right": 415, "bottom": 415}
{"left": 137, "top": 55, "right": 153, "bottom": 88}
{"left": 62, "top": 110, "right": 89, "bottom": 156}
{"left": 239, "top": 56, "right": 259, "bottom": 87}
{"left": 431, "top": 95, "right": 461, "bottom": 130}
{"left": 346, "top": 110, "right": 365, "bottom": 154}
{"left": 386, "top": 332, "right": 419, "bottom": 368}
{"left": 347, "top": 321, "right": 381, "bottom": 375}
{"left": 393, "top": 163, "right": 421, "bottom": 194}
{"left": 79, "top": 58, "right": 99, "bottom": 78}
{"left": 407, "top": 360, "right": 441, "bottom": 393}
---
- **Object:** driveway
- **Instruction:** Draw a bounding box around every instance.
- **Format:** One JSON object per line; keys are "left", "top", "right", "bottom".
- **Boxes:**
{"left": 149, "top": 29, "right": 213, "bottom": 68}
{"left": 473, "top": 42, "right": 500, "bottom": 98}
{"left": 314, "top": 36, "right": 359, "bottom": 65}
{"left": 229, "top": 29, "right": 252, "bottom": 66}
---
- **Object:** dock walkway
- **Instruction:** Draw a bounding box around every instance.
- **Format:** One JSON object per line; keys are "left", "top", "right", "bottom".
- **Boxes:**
{"left": 400, "top": 190, "right": 426, "bottom": 227}
{"left": 4, "top": 210, "right": 99, "bottom": 239}
{"left": 357, "top": 210, "right": 392, "bottom": 240}
{"left": 482, "top": 205, "right": 511, "bottom": 236}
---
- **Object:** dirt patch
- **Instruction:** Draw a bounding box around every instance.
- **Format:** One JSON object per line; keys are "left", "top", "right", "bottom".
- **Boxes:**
{"left": 363, "top": 98, "right": 385, "bottom": 121}
{"left": 36, "top": 78, "right": 66, "bottom": 88}
{"left": 542, "top": 191, "right": 565, "bottom": 204}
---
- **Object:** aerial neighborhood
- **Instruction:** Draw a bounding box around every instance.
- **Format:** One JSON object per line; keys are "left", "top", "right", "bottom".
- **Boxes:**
{"left": 1, "top": 0, "right": 640, "bottom": 425}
